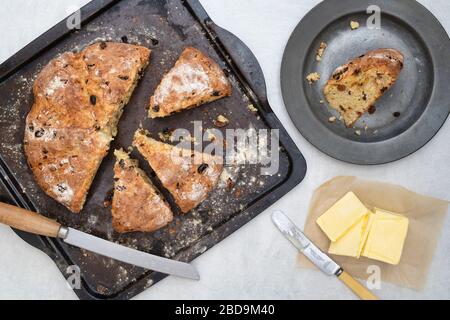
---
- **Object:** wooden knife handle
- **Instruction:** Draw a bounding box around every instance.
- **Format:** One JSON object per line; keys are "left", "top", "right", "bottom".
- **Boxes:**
{"left": 0, "top": 201, "right": 61, "bottom": 238}
{"left": 338, "top": 271, "right": 379, "bottom": 300}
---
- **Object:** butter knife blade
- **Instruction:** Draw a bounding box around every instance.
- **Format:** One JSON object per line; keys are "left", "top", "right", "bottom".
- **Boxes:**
{"left": 272, "top": 210, "right": 341, "bottom": 276}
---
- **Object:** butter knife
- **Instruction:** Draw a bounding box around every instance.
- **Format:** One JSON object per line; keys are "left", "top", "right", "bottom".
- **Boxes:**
{"left": 272, "top": 210, "right": 378, "bottom": 300}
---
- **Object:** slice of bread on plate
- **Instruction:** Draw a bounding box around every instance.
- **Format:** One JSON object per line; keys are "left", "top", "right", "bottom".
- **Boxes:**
{"left": 24, "top": 42, "right": 150, "bottom": 213}
{"left": 148, "top": 47, "right": 232, "bottom": 118}
{"left": 133, "top": 130, "right": 223, "bottom": 213}
{"left": 323, "top": 48, "right": 404, "bottom": 127}
{"left": 111, "top": 149, "right": 173, "bottom": 233}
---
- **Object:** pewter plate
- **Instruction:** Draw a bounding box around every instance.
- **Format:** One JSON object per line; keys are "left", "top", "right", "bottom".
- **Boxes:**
{"left": 281, "top": 0, "right": 450, "bottom": 164}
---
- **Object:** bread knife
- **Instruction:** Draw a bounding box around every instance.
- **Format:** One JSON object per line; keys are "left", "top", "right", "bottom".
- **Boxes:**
{"left": 0, "top": 201, "right": 199, "bottom": 280}
{"left": 272, "top": 210, "right": 379, "bottom": 300}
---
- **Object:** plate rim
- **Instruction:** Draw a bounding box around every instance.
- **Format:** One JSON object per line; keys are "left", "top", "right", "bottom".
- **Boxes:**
{"left": 281, "top": 0, "right": 450, "bottom": 165}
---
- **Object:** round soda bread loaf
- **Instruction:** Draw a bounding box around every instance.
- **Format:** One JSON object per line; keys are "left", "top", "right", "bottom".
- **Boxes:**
{"left": 24, "top": 42, "right": 151, "bottom": 213}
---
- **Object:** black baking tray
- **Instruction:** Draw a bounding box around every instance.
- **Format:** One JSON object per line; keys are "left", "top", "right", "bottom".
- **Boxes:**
{"left": 0, "top": 0, "right": 306, "bottom": 300}
{"left": 281, "top": 0, "right": 450, "bottom": 165}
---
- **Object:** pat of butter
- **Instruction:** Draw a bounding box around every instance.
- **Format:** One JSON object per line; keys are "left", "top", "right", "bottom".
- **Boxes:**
{"left": 328, "top": 212, "right": 373, "bottom": 258}
{"left": 362, "top": 209, "right": 409, "bottom": 265}
{"left": 316, "top": 192, "right": 370, "bottom": 242}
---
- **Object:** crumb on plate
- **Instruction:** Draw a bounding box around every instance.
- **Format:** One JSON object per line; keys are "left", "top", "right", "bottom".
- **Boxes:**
{"left": 350, "top": 21, "right": 360, "bottom": 30}
{"left": 306, "top": 72, "right": 321, "bottom": 84}
{"left": 316, "top": 42, "right": 327, "bottom": 62}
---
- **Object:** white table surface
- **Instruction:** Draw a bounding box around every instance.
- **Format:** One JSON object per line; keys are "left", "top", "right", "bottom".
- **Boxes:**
{"left": 0, "top": 0, "right": 449, "bottom": 300}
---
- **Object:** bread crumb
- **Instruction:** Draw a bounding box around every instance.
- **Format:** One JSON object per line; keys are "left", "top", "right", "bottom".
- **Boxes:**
{"left": 205, "top": 129, "right": 217, "bottom": 141}
{"left": 355, "top": 130, "right": 361, "bottom": 136}
{"left": 214, "top": 114, "right": 229, "bottom": 127}
{"left": 306, "top": 72, "right": 321, "bottom": 84}
{"left": 316, "top": 42, "right": 327, "bottom": 62}
{"left": 158, "top": 128, "right": 174, "bottom": 142}
{"left": 158, "top": 132, "right": 168, "bottom": 141}
{"left": 350, "top": 21, "right": 360, "bottom": 30}
{"left": 247, "top": 104, "right": 258, "bottom": 113}
{"left": 319, "top": 100, "right": 325, "bottom": 104}
{"left": 328, "top": 116, "right": 337, "bottom": 123}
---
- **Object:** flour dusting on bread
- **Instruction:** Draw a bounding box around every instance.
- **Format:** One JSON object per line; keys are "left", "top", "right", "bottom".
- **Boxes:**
{"left": 153, "top": 63, "right": 210, "bottom": 105}
{"left": 45, "top": 76, "right": 67, "bottom": 96}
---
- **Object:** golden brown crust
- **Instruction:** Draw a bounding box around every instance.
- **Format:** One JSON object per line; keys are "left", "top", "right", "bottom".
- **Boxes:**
{"left": 324, "top": 49, "right": 404, "bottom": 127}
{"left": 133, "top": 130, "right": 223, "bottom": 213}
{"left": 149, "top": 47, "right": 232, "bottom": 118}
{"left": 111, "top": 150, "right": 173, "bottom": 233}
{"left": 24, "top": 42, "right": 151, "bottom": 213}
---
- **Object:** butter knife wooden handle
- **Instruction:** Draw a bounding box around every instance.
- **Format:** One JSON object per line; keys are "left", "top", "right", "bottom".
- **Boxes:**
{"left": 338, "top": 271, "right": 379, "bottom": 300}
{"left": 0, "top": 201, "right": 61, "bottom": 237}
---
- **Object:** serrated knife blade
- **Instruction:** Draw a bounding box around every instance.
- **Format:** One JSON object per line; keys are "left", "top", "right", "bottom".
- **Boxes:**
{"left": 272, "top": 210, "right": 341, "bottom": 276}
{"left": 62, "top": 227, "right": 200, "bottom": 280}
{"left": 0, "top": 201, "right": 199, "bottom": 280}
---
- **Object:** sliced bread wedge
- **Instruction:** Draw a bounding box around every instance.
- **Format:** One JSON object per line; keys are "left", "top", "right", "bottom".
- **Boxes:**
{"left": 133, "top": 130, "right": 223, "bottom": 213}
{"left": 323, "top": 48, "right": 404, "bottom": 127}
{"left": 111, "top": 149, "right": 173, "bottom": 233}
{"left": 148, "top": 47, "right": 232, "bottom": 118}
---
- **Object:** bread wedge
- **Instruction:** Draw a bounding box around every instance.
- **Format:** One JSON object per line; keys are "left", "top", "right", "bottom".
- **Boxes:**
{"left": 133, "top": 130, "right": 223, "bottom": 213}
{"left": 324, "top": 49, "right": 404, "bottom": 127}
{"left": 111, "top": 150, "right": 173, "bottom": 233}
{"left": 24, "top": 42, "right": 151, "bottom": 213}
{"left": 149, "top": 47, "right": 232, "bottom": 118}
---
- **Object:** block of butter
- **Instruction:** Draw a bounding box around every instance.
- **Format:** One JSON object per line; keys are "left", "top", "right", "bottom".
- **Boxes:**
{"left": 328, "top": 212, "right": 373, "bottom": 258}
{"left": 362, "top": 209, "right": 409, "bottom": 265}
{"left": 316, "top": 191, "right": 370, "bottom": 242}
